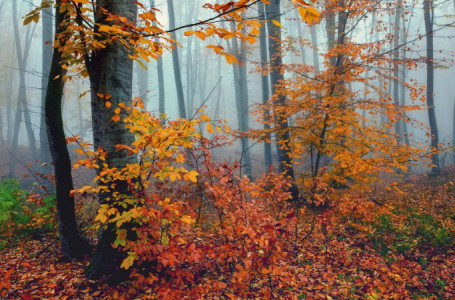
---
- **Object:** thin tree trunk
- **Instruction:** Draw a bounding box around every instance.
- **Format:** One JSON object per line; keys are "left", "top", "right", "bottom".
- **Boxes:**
{"left": 167, "top": 0, "right": 186, "bottom": 118}
{"left": 149, "top": 0, "right": 165, "bottom": 115}
{"left": 11, "top": 2, "right": 37, "bottom": 175}
{"left": 44, "top": 0, "right": 89, "bottom": 260}
{"left": 41, "top": 4, "right": 53, "bottom": 166}
{"left": 310, "top": 26, "right": 320, "bottom": 73}
{"left": 393, "top": 0, "right": 403, "bottom": 141}
{"left": 229, "top": 21, "right": 252, "bottom": 178}
{"left": 423, "top": 0, "right": 439, "bottom": 173}
{"left": 400, "top": 11, "right": 409, "bottom": 146}
{"left": 294, "top": 9, "right": 307, "bottom": 65}
{"left": 259, "top": 1, "right": 272, "bottom": 171}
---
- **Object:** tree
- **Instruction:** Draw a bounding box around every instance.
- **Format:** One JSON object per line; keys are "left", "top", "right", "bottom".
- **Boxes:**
{"left": 41, "top": 3, "right": 53, "bottom": 167}
{"left": 258, "top": 1, "right": 272, "bottom": 171}
{"left": 10, "top": 2, "right": 37, "bottom": 176}
{"left": 44, "top": 0, "right": 89, "bottom": 259}
{"left": 423, "top": 0, "right": 440, "bottom": 173}
{"left": 266, "top": 0, "right": 301, "bottom": 202}
{"left": 228, "top": 20, "right": 252, "bottom": 178}
{"left": 84, "top": 0, "right": 138, "bottom": 280}
{"left": 167, "top": 0, "right": 186, "bottom": 118}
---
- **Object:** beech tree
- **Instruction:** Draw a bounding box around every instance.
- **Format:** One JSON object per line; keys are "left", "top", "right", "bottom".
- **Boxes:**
{"left": 84, "top": 0, "right": 138, "bottom": 280}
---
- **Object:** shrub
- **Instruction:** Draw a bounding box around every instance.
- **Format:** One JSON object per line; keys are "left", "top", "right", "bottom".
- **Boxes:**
{"left": 0, "top": 179, "right": 56, "bottom": 246}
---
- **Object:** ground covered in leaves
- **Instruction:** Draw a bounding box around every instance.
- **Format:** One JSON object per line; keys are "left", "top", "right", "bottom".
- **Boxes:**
{"left": 1, "top": 231, "right": 454, "bottom": 299}
{"left": 1, "top": 183, "right": 455, "bottom": 299}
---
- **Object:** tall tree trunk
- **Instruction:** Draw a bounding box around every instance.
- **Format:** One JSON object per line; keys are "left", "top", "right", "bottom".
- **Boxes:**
{"left": 266, "top": 0, "right": 301, "bottom": 202}
{"left": 400, "top": 10, "right": 409, "bottom": 146}
{"left": 259, "top": 1, "right": 273, "bottom": 171}
{"left": 85, "top": 0, "right": 138, "bottom": 281}
{"left": 393, "top": 0, "right": 403, "bottom": 141}
{"left": 167, "top": 0, "right": 186, "bottom": 118}
{"left": 294, "top": 9, "right": 307, "bottom": 65}
{"left": 11, "top": 2, "right": 37, "bottom": 176}
{"left": 44, "top": 0, "right": 89, "bottom": 260}
{"left": 41, "top": 4, "right": 53, "bottom": 167}
{"left": 310, "top": 25, "right": 320, "bottom": 73}
{"left": 136, "top": 63, "right": 149, "bottom": 109}
{"left": 423, "top": 0, "right": 439, "bottom": 173}
{"left": 229, "top": 22, "right": 252, "bottom": 178}
{"left": 453, "top": 97, "right": 455, "bottom": 163}
{"left": 149, "top": 0, "right": 165, "bottom": 115}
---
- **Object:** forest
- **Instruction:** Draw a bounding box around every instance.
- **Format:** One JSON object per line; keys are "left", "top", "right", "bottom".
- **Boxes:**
{"left": 0, "top": 0, "right": 455, "bottom": 298}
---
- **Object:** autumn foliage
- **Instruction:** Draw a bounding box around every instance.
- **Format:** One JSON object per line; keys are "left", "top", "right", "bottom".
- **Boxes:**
{"left": 1, "top": 0, "right": 454, "bottom": 298}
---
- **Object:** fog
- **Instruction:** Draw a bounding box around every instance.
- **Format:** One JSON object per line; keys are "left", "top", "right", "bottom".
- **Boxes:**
{"left": 1, "top": 0, "right": 455, "bottom": 186}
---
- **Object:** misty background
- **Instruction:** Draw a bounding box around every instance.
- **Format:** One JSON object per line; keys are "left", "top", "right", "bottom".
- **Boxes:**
{"left": 0, "top": 0, "right": 454, "bottom": 186}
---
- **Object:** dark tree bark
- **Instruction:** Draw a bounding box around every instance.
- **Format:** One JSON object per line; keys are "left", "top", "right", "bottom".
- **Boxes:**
{"left": 266, "top": 0, "right": 301, "bottom": 202}
{"left": 423, "top": 0, "right": 439, "bottom": 173}
{"left": 167, "top": 0, "right": 186, "bottom": 118}
{"left": 44, "top": 0, "right": 89, "bottom": 260}
{"left": 85, "top": 0, "right": 138, "bottom": 281}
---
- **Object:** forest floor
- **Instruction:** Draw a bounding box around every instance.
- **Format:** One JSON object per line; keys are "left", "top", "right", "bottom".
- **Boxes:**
{"left": 1, "top": 171, "right": 455, "bottom": 299}
{"left": 1, "top": 227, "right": 454, "bottom": 299}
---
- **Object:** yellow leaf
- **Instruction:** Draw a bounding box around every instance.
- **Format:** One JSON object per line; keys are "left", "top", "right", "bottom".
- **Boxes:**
{"left": 115, "top": 108, "right": 121, "bottom": 114}
{"left": 272, "top": 20, "right": 282, "bottom": 28}
{"left": 137, "top": 59, "right": 147, "bottom": 70}
{"left": 105, "top": 102, "right": 112, "bottom": 108}
{"left": 95, "top": 213, "right": 107, "bottom": 223}
{"left": 207, "top": 123, "right": 214, "bottom": 134}
{"left": 120, "top": 254, "right": 135, "bottom": 270}
{"left": 187, "top": 170, "right": 198, "bottom": 183}
{"left": 181, "top": 215, "right": 194, "bottom": 225}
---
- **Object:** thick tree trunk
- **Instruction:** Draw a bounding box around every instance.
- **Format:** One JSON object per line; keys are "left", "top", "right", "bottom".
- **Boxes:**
{"left": 45, "top": 0, "right": 89, "bottom": 260}
{"left": 266, "top": 0, "right": 301, "bottom": 202}
{"left": 167, "top": 0, "right": 186, "bottom": 118}
{"left": 85, "top": 0, "right": 138, "bottom": 281}
{"left": 423, "top": 0, "right": 439, "bottom": 173}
